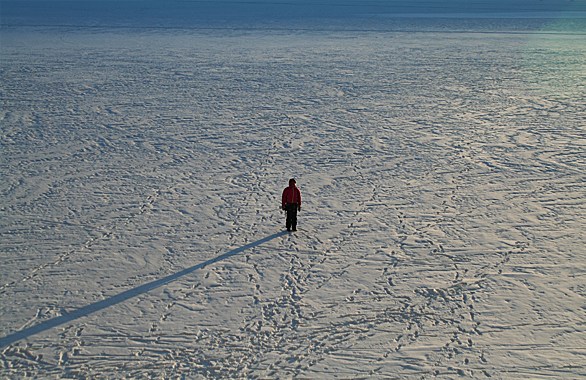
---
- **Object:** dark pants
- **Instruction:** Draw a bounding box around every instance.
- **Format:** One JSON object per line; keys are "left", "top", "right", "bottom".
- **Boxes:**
{"left": 285, "top": 203, "right": 298, "bottom": 231}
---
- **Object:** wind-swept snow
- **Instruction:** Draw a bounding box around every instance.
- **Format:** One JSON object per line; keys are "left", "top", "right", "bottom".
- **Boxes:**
{"left": 1, "top": 26, "right": 585, "bottom": 378}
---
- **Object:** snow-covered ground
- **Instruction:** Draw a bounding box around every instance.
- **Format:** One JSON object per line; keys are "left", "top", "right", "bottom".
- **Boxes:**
{"left": 1, "top": 6, "right": 585, "bottom": 378}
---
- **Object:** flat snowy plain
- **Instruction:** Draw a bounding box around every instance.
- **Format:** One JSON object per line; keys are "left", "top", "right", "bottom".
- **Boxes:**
{"left": 1, "top": 2, "right": 585, "bottom": 378}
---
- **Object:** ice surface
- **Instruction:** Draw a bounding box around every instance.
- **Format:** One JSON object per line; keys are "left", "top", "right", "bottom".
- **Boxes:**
{"left": 1, "top": 2, "right": 585, "bottom": 378}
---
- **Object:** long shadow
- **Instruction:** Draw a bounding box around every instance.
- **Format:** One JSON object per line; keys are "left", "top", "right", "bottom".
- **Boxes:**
{"left": 0, "top": 230, "right": 288, "bottom": 348}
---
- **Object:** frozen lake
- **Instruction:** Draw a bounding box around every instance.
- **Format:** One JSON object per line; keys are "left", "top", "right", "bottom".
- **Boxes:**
{"left": 1, "top": 2, "right": 585, "bottom": 378}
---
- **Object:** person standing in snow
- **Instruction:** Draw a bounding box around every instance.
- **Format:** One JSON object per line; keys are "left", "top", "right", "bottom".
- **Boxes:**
{"left": 282, "top": 178, "right": 302, "bottom": 232}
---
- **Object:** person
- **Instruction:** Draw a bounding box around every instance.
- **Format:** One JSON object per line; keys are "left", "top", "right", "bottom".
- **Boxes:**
{"left": 282, "top": 178, "right": 302, "bottom": 231}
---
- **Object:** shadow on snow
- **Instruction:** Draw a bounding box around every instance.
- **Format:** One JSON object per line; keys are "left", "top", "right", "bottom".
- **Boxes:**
{"left": 0, "top": 230, "right": 288, "bottom": 348}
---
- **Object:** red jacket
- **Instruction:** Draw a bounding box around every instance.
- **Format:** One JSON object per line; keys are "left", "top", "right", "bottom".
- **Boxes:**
{"left": 282, "top": 185, "right": 302, "bottom": 208}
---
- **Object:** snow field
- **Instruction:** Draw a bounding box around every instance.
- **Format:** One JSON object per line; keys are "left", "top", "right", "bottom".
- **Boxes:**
{"left": 1, "top": 29, "right": 585, "bottom": 378}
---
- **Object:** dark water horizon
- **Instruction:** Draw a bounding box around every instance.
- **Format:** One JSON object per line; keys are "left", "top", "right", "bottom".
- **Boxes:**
{"left": 2, "top": 0, "right": 585, "bottom": 32}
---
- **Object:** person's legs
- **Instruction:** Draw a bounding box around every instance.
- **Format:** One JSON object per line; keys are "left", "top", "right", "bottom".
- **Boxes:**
{"left": 286, "top": 204, "right": 298, "bottom": 231}
{"left": 289, "top": 204, "right": 298, "bottom": 231}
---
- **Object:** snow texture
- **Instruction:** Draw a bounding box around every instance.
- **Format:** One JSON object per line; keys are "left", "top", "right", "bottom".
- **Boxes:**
{"left": 1, "top": 3, "right": 585, "bottom": 378}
